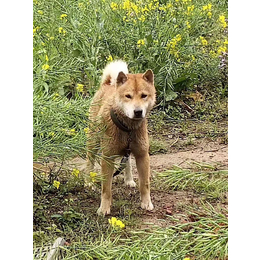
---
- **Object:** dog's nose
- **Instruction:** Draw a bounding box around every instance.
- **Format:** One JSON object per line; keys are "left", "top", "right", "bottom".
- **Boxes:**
{"left": 134, "top": 109, "right": 143, "bottom": 118}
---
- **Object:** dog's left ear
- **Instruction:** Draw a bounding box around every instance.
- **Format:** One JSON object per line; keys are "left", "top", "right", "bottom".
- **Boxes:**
{"left": 143, "top": 69, "right": 154, "bottom": 84}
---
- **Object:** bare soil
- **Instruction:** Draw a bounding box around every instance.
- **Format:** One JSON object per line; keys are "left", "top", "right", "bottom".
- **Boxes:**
{"left": 65, "top": 141, "right": 228, "bottom": 174}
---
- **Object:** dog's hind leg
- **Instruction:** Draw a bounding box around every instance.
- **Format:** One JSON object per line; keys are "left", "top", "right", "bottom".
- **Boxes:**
{"left": 124, "top": 156, "right": 136, "bottom": 187}
{"left": 135, "top": 153, "right": 154, "bottom": 211}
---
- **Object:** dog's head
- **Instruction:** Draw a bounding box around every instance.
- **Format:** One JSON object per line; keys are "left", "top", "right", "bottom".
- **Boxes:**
{"left": 115, "top": 70, "right": 156, "bottom": 120}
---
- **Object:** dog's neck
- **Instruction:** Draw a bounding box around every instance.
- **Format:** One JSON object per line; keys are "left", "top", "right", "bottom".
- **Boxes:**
{"left": 111, "top": 106, "right": 146, "bottom": 131}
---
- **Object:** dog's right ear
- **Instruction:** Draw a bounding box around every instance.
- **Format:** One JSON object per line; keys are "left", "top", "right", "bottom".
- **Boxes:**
{"left": 116, "top": 71, "right": 128, "bottom": 86}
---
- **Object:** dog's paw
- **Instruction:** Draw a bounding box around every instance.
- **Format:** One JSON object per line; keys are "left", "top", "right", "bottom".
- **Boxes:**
{"left": 97, "top": 206, "right": 111, "bottom": 216}
{"left": 97, "top": 200, "right": 111, "bottom": 216}
{"left": 125, "top": 179, "right": 136, "bottom": 188}
{"left": 141, "top": 200, "right": 154, "bottom": 211}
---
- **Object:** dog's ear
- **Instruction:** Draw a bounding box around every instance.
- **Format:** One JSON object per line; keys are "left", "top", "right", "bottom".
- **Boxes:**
{"left": 116, "top": 71, "right": 128, "bottom": 86}
{"left": 143, "top": 69, "right": 154, "bottom": 84}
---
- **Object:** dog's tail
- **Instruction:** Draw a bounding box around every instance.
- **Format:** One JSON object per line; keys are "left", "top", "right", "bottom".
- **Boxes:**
{"left": 101, "top": 60, "right": 128, "bottom": 86}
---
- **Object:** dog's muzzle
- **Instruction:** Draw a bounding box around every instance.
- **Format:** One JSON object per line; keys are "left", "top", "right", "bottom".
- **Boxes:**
{"left": 134, "top": 109, "right": 143, "bottom": 119}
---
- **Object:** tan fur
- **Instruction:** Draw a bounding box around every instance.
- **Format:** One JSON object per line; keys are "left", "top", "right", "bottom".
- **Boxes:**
{"left": 86, "top": 61, "right": 156, "bottom": 215}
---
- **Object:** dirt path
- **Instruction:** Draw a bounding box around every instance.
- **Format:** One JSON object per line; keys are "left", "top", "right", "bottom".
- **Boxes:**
{"left": 66, "top": 142, "right": 228, "bottom": 174}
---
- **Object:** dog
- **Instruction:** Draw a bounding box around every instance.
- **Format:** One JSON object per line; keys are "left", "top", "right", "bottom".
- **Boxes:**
{"left": 86, "top": 60, "right": 156, "bottom": 216}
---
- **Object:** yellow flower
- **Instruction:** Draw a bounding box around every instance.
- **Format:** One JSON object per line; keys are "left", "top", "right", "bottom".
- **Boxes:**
{"left": 166, "top": 3, "right": 173, "bottom": 9}
{"left": 110, "top": 2, "right": 118, "bottom": 11}
{"left": 186, "top": 21, "right": 191, "bottom": 29}
{"left": 219, "top": 15, "right": 227, "bottom": 28}
{"left": 38, "top": 10, "right": 43, "bottom": 15}
{"left": 76, "top": 83, "right": 84, "bottom": 92}
{"left": 49, "top": 132, "right": 55, "bottom": 137}
{"left": 217, "top": 46, "right": 227, "bottom": 54}
{"left": 90, "top": 171, "right": 97, "bottom": 182}
{"left": 210, "top": 50, "right": 217, "bottom": 58}
{"left": 59, "top": 27, "right": 66, "bottom": 35}
{"left": 167, "top": 34, "right": 182, "bottom": 55}
{"left": 176, "top": 34, "right": 182, "bottom": 42}
{"left": 45, "top": 55, "right": 49, "bottom": 62}
{"left": 107, "top": 55, "right": 113, "bottom": 61}
{"left": 207, "top": 11, "right": 212, "bottom": 18}
{"left": 72, "top": 168, "right": 80, "bottom": 177}
{"left": 84, "top": 127, "right": 89, "bottom": 134}
{"left": 141, "top": 7, "right": 149, "bottom": 13}
{"left": 60, "top": 14, "right": 67, "bottom": 19}
{"left": 186, "top": 5, "right": 194, "bottom": 15}
{"left": 183, "top": 258, "right": 190, "bottom": 260}
{"left": 78, "top": 2, "right": 84, "bottom": 8}
{"left": 202, "top": 3, "right": 212, "bottom": 11}
{"left": 70, "top": 129, "right": 76, "bottom": 135}
{"left": 116, "top": 219, "right": 125, "bottom": 229}
{"left": 138, "top": 15, "right": 145, "bottom": 22}
{"left": 53, "top": 180, "right": 60, "bottom": 189}
{"left": 137, "top": 39, "right": 145, "bottom": 47}
{"left": 42, "top": 64, "right": 50, "bottom": 70}
{"left": 224, "top": 39, "right": 228, "bottom": 45}
{"left": 108, "top": 217, "right": 125, "bottom": 229}
{"left": 199, "top": 36, "right": 208, "bottom": 46}
{"left": 191, "top": 55, "right": 195, "bottom": 61}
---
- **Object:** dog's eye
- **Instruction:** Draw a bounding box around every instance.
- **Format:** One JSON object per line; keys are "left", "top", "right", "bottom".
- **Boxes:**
{"left": 141, "top": 94, "right": 147, "bottom": 99}
{"left": 125, "top": 94, "right": 132, "bottom": 99}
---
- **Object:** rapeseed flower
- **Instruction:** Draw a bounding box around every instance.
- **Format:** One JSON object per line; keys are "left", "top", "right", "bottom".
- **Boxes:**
{"left": 49, "top": 132, "right": 55, "bottom": 137}
{"left": 109, "top": 217, "right": 125, "bottom": 229}
{"left": 207, "top": 11, "right": 212, "bottom": 18}
{"left": 38, "top": 10, "right": 43, "bottom": 15}
{"left": 199, "top": 36, "right": 208, "bottom": 46}
{"left": 72, "top": 168, "right": 80, "bottom": 177}
{"left": 138, "top": 15, "right": 145, "bottom": 22}
{"left": 45, "top": 55, "right": 49, "bottom": 62}
{"left": 219, "top": 15, "right": 227, "bottom": 28}
{"left": 70, "top": 129, "right": 76, "bottom": 135}
{"left": 59, "top": 27, "right": 66, "bottom": 35}
{"left": 137, "top": 39, "right": 145, "bottom": 48}
{"left": 76, "top": 83, "right": 84, "bottom": 92}
{"left": 53, "top": 180, "right": 60, "bottom": 189}
{"left": 141, "top": 7, "right": 149, "bottom": 13}
{"left": 60, "top": 14, "right": 67, "bottom": 20}
{"left": 186, "top": 5, "right": 194, "bottom": 15}
{"left": 167, "top": 34, "right": 182, "bottom": 54}
{"left": 186, "top": 21, "right": 191, "bottom": 29}
{"left": 202, "top": 3, "right": 212, "bottom": 11}
{"left": 107, "top": 55, "right": 113, "bottom": 61}
{"left": 42, "top": 64, "right": 50, "bottom": 70}
{"left": 217, "top": 46, "right": 227, "bottom": 54}
{"left": 90, "top": 172, "right": 97, "bottom": 182}
{"left": 78, "top": 2, "right": 84, "bottom": 8}
{"left": 84, "top": 127, "right": 89, "bottom": 134}
{"left": 110, "top": 2, "right": 118, "bottom": 11}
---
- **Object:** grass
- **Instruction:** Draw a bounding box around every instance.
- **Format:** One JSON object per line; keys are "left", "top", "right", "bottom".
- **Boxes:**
{"left": 33, "top": 164, "right": 228, "bottom": 259}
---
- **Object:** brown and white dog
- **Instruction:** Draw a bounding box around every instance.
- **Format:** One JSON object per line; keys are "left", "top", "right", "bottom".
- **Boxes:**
{"left": 86, "top": 60, "right": 156, "bottom": 216}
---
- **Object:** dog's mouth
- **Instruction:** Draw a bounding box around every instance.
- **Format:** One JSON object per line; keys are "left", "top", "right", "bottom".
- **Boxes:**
{"left": 132, "top": 116, "right": 144, "bottom": 121}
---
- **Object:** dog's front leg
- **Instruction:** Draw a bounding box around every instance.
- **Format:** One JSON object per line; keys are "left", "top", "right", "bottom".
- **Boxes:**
{"left": 135, "top": 153, "right": 154, "bottom": 211}
{"left": 97, "top": 157, "right": 114, "bottom": 216}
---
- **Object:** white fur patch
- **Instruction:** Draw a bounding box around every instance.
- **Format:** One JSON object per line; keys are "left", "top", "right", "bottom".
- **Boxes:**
{"left": 101, "top": 60, "right": 128, "bottom": 85}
